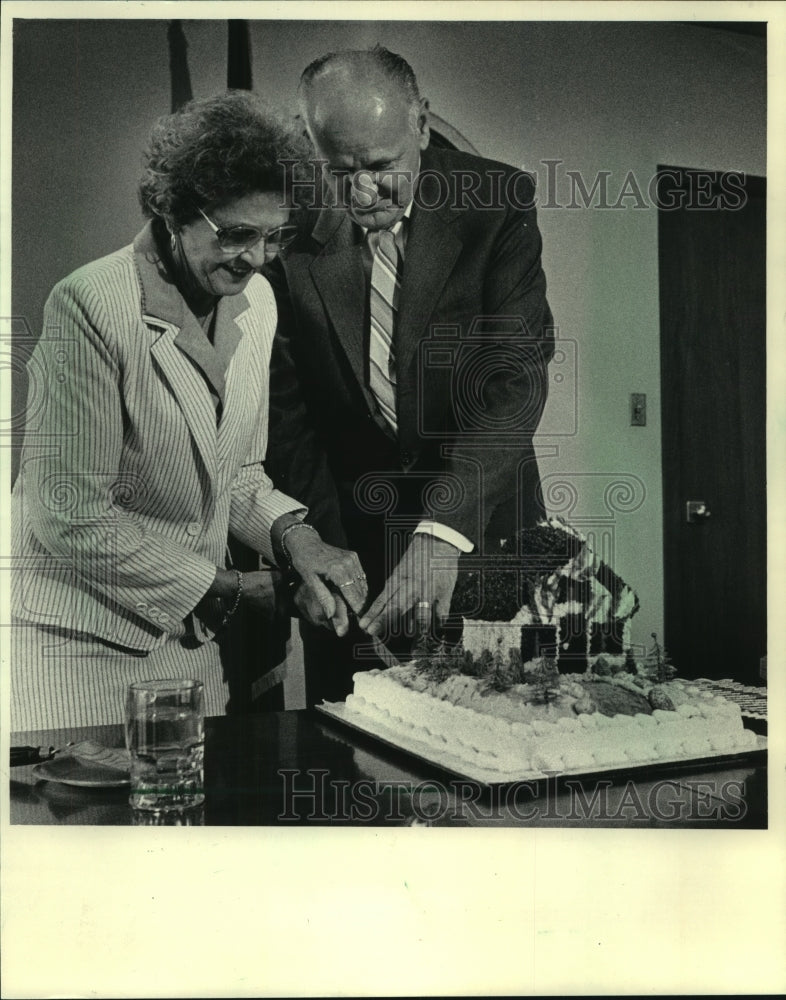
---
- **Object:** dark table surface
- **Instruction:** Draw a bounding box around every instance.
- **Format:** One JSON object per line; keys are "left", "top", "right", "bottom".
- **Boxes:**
{"left": 10, "top": 709, "right": 767, "bottom": 828}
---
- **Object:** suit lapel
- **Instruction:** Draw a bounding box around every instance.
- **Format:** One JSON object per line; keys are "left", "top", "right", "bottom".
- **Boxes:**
{"left": 396, "top": 204, "right": 463, "bottom": 379}
{"left": 213, "top": 288, "right": 246, "bottom": 375}
{"left": 215, "top": 295, "right": 257, "bottom": 495}
{"left": 147, "top": 321, "right": 219, "bottom": 490}
{"left": 304, "top": 167, "right": 465, "bottom": 424}
{"left": 135, "top": 222, "right": 220, "bottom": 495}
{"left": 308, "top": 211, "right": 378, "bottom": 411}
{"left": 173, "top": 313, "right": 227, "bottom": 408}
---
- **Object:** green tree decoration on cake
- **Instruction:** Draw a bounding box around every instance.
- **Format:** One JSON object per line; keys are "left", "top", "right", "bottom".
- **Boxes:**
{"left": 643, "top": 632, "right": 677, "bottom": 683}
{"left": 412, "top": 634, "right": 433, "bottom": 673}
{"left": 458, "top": 646, "right": 480, "bottom": 677}
{"left": 479, "top": 643, "right": 531, "bottom": 694}
{"left": 507, "top": 647, "right": 525, "bottom": 683}
{"left": 482, "top": 639, "right": 512, "bottom": 693}
{"left": 530, "top": 655, "right": 562, "bottom": 704}
{"left": 476, "top": 648, "right": 495, "bottom": 676}
{"left": 412, "top": 637, "right": 459, "bottom": 684}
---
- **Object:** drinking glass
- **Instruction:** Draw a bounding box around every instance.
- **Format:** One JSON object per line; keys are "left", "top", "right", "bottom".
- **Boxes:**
{"left": 124, "top": 679, "right": 205, "bottom": 812}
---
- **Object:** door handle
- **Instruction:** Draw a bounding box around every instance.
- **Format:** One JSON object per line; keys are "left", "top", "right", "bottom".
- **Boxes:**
{"left": 686, "top": 500, "right": 712, "bottom": 523}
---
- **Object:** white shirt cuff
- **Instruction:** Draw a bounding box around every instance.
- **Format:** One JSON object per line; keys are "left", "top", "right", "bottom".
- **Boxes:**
{"left": 414, "top": 520, "right": 475, "bottom": 553}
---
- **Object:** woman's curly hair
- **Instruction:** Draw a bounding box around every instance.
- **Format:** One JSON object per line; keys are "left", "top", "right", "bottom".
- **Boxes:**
{"left": 138, "top": 91, "right": 311, "bottom": 227}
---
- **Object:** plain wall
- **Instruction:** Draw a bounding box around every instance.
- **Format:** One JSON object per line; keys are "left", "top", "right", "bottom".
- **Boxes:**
{"left": 11, "top": 18, "right": 767, "bottom": 652}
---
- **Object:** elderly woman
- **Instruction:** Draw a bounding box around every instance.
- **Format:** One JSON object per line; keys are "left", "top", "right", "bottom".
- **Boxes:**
{"left": 11, "top": 92, "right": 367, "bottom": 730}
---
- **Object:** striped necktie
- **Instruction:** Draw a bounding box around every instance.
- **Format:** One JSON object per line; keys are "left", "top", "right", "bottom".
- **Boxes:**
{"left": 368, "top": 228, "right": 401, "bottom": 432}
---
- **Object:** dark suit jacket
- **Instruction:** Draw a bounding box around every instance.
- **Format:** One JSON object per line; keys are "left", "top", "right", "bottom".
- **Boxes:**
{"left": 265, "top": 146, "right": 554, "bottom": 583}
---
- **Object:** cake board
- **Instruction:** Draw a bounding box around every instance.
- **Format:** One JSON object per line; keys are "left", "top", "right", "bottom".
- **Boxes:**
{"left": 316, "top": 701, "right": 767, "bottom": 789}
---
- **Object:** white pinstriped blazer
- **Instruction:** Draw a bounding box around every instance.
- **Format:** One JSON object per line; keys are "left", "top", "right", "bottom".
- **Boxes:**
{"left": 12, "top": 222, "right": 303, "bottom": 650}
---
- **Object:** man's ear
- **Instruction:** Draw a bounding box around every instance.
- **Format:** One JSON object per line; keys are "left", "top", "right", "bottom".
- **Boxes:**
{"left": 417, "top": 98, "right": 431, "bottom": 150}
{"left": 294, "top": 112, "right": 312, "bottom": 143}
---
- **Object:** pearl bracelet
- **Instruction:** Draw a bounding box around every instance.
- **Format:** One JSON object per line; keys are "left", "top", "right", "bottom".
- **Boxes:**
{"left": 280, "top": 521, "right": 319, "bottom": 569}
{"left": 220, "top": 569, "right": 243, "bottom": 629}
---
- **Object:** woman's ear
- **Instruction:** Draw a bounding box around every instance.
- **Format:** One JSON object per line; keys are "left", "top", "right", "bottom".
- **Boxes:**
{"left": 160, "top": 216, "right": 179, "bottom": 253}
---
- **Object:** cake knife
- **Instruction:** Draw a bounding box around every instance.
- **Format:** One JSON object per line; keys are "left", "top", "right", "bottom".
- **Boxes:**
{"left": 363, "top": 600, "right": 432, "bottom": 669}
{"left": 369, "top": 634, "right": 402, "bottom": 669}
{"left": 10, "top": 742, "right": 75, "bottom": 766}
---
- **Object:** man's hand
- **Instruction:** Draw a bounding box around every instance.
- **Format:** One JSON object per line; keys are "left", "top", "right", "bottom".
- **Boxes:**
{"left": 358, "top": 534, "right": 460, "bottom": 637}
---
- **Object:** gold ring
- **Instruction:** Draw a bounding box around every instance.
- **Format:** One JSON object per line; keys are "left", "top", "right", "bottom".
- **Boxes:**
{"left": 339, "top": 580, "right": 355, "bottom": 589}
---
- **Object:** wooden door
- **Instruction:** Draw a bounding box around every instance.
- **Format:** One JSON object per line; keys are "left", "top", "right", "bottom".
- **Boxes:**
{"left": 658, "top": 167, "right": 766, "bottom": 683}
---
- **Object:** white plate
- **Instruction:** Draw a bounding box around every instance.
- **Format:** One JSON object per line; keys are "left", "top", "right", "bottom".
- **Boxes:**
{"left": 32, "top": 741, "right": 131, "bottom": 788}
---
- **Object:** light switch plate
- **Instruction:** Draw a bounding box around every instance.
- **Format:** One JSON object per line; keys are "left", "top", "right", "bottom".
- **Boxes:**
{"left": 630, "top": 393, "right": 647, "bottom": 426}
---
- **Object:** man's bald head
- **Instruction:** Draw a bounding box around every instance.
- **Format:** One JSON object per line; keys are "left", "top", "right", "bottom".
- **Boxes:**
{"left": 299, "top": 46, "right": 430, "bottom": 231}
{"left": 299, "top": 45, "right": 422, "bottom": 122}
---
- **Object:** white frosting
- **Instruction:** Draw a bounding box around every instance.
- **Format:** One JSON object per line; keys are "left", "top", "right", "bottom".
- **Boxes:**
{"left": 344, "top": 666, "right": 753, "bottom": 778}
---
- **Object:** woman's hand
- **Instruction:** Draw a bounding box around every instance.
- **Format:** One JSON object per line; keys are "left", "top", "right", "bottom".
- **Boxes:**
{"left": 240, "top": 570, "right": 278, "bottom": 617}
{"left": 290, "top": 577, "right": 355, "bottom": 636}
{"left": 282, "top": 525, "right": 367, "bottom": 637}
{"left": 196, "top": 567, "right": 279, "bottom": 632}
{"left": 291, "top": 581, "right": 335, "bottom": 632}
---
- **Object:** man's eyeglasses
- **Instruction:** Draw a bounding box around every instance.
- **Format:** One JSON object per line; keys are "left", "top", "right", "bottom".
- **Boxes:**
{"left": 197, "top": 207, "right": 297, "bottom": 257}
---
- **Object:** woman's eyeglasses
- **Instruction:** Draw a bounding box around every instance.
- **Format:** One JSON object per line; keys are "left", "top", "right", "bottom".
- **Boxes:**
{"left": 197, "top": 207, "right": 297, "bottom": 257}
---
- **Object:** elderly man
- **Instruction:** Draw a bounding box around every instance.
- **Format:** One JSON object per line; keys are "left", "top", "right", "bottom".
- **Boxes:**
{"left": 265, "top": 46, "right": 554, "bottom": 703}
